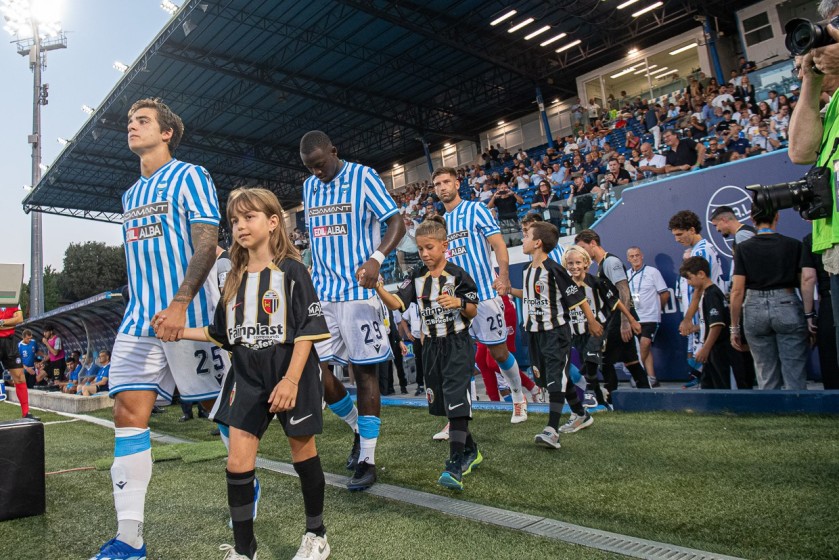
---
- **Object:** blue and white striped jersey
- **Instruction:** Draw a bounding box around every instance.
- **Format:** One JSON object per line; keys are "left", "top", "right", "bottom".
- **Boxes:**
{"left": 303, "top": 161, "right": 398, "bottom": 302}
{"left": 549, "top": 244, "right": 566, "bottom": 266}
{"left": 444, "top": 200, "right": 501, "bottom": 301}
{"left": 680, "top": 238, "right": 725, "bottom": 324}
{"left": 120, "top": 159, "right": 222, "bottom": 337}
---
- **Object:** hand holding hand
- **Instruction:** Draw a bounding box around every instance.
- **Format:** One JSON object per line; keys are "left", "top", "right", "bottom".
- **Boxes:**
{"left": 356, "top": 258, "right": 382, "bottom": 289}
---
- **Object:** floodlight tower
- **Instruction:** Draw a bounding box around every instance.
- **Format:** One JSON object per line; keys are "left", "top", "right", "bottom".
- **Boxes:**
{"left": 1, "top": 0, "right": 67, "bottom": 316}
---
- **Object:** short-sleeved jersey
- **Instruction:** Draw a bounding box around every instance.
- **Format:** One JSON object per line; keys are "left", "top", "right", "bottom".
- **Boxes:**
{"left": 303, "top": 161, "right": 399, "bottom": 302}
{"left": 120, "top": 159, "right": 222, "bottom": 337}
{"left": 522, "top": 258, "right": 586, "bottom": 332}
{"left": 444, "top": 200, "right": 502, "bottom": 301}
{"left": 0, "top": 306, "right": 20, "bottom": 338}
{"left": 18, "top": 340, "right": 37, "bottom": 367}
{"left": 206, "top": 259, "right": 330, "bottom": 351}
{"left": 680, "top": 238, "right": 725, "bottom": 323}
{"left": 699, "top": 284, "right": 729, "bottom": 343}
{"left": 569, "top": 274, "right": 619, "bottom": 335}
{"left": 627, "top": 265, "right": 669, "bottom": 323}
{"left": 394, "top": 262, "right": 479, "bottom": 338}
{"left": 94, "top": 363, "right": 111, "bottom": 384}
{"left": 548, "top": 244, "right": 566, "bottom": 266}
{"left": 597, "top": 253, "right": 631, "bottom": 299}
{"left": 68, "top": 362, "right": 82, "bottom": 381}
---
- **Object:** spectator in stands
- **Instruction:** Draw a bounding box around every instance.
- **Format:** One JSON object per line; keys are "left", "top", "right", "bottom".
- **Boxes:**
{"left": 516, "top": 147, "right": 528, "bottom": 163}
{"left": 587, "top": 98, "right": 601, "bottom": 124}
{"left": 706, "top": 106, "right": 724, "bottom": 129}
{"left": 664, "top": 103, "right": 680, "bottom": 124}
{"left": 514, "top": 167, "right": 531, "bottom": 191}
{"left": 563, "top": 135, "right": 579, "bottom": 154}
{"left": 722, "top": 124, "right": 751, "bottom": 155}
{"left": 703, "top": 137, "right": 727, "bottom": 167}
{"left": 479, "top": 183, "right": 493, "bottom": 204}
{"left": 749, "top": 122, "right": 781, "bottom": 154}
{"left": 730, "top": 207, "right": 808, "bottom": 390}
{"left": 530, "top": 161, "right": 548, "bottom": 185}
{"left": 689, "top": 76, "right": 704, "bottom": 98}
{"left": 531, "top": 180, "right": 557, "bottom": 211}
{"left": 487, "top": 183, "right": 523, "bottom": 223}
{"left": 739, "top": 56, "right": 757, "bottom": 74}
{"left": 715, "top": 110, "right": 735, "bottom": 135}
{"left": 396, "top": 215, "right": 418, "bottom": 276}
{"left": 41, "top": 323, "right": 66, "bottom": 384}
{"left": 766, "top": 89, "right": 780, "bottom": 112}
{"left": 735, "top": 75, "right": 756, "bottom": 107}
{"left": 549, "top": 163, "right": 567, "bottom": 187}
{"left": 569, "top": 174, "right": 598, "bottom": 231}
{"left": 644, "top": 104, "right": 662, "bottom": 149}
{"left": 569, "top": 154, "right": 585, "bottom": 176}
{"left": 626, "top": 246, "right": 670, "bottom": 387}
{"left": 599, "top": 142, "right": 617, "bottom": 165}
{"left": 628, "top": 147, "right": 642, "bottom": 168}
{"left": 571, "top": 97, "right": 585, "bottom": 127}
{"left": 489, "top": 144, "right": 500, "bottom": 166}
{"left": 663, "top": 129, "right": 705, "bottom": 172}
{"left": 801, "top": 232, "right": 839, "bottom": 389}
{"left": 623, "top": 130, "right": 639, "bottom": 151}
{"left": 770, "top": 105, "right": 790, "bottom": 137}
{"left": 788, "top": 84, "right": 800, "bottom": 105}
{"left": 81, "top": 350, "right": 111, "bottom": 396}
{"left": 688, "top": 115, "right": 707, "bottom": 139}
{"left": 733, "top": 101, "right": 753, "bottom": 127}
{"left": 583, "top": 152, "right": 602, "bottom": 183}
{"left": 637, "top": 142, "right": 667, "bottom": 178}
{"left": 757, "top": 101, "right": 773, "bottom": 120}
{"left": 728, "top": 69, "right": 743, "bottom": 88}
{"left": 601, "top": 159, "right": 631, "bottom": 189}
{"left": 712, "top": 85, "right": 735, "bottom": 110}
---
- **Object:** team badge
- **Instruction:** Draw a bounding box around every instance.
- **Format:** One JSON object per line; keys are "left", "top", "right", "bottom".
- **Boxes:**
{"left": 532, "top": 366, "right": 541, "bottom": 379}
{"left": 229, "top": 382, "right": 237, "bottom": 406}
{"left": 262, "top": 290, "right": 280, "bottom": 314}
{"left": 426, "top": 388, "right": 435, "bottom": 405}
{"left": 535, "top": 280, "right": 548, "bottom": 296}
{"left": 441, "top": 284, "right": 456, "bottom": 298}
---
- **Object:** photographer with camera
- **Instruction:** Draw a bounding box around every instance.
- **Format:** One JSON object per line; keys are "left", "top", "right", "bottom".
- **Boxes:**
{"left": 487, "top": 182, "right": 524, "bottom": 245}
{"left": 787, "top": 1, "right": 839, "bottom": 365}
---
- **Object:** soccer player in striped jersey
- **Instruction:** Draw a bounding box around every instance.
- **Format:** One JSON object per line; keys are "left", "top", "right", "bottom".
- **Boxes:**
{"left": 376, "top": 216, "right": 481, "bottom": 490}
{"left": 91, "top": 99, "right": 230, "bottom": 560}
{"left": 299, "top": 131, "right": 405, "bottom": 492}
{"left": 574, "top": 230, "right": 649, "bottom": 405}
{"left": 564, "top": 246, "right": 641, "bottom": 411}
{"left": 510, "top": 222, "right": 600, "bottom": 449}
{"left": 165, "top": 188, "right": 332, "bottom": 560}
{"left": 432, "top": 167, "right": 529, "bottom": 423}
{"left": 668, "top": 211, "right": 725, "bottom": 387}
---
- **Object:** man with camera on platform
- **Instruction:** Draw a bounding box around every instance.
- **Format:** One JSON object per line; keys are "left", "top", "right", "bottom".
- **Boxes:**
{"left": 787, "top": 0, "right": 839, "bottom": 367}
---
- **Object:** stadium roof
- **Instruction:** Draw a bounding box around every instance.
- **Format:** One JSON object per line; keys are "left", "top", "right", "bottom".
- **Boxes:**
{"left": 23, "top": 0, "right": 746, "bottom": 222}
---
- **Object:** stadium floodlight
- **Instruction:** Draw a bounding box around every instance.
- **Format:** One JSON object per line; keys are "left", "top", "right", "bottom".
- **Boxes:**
{"left": 617, "top": 0, "right": 640, "bottom": 9}
{"left": 38, "top": 163, "right": 48, "bottom": 171}
{"left": 634, "top": 67, "right": 649, "bottom": 75}
{"left": 490, "top": 9, "right": 517, "bottom": 26}
{"left": 628, "top": 47, "right": 639, "bottom": 56}
{"left": 669, "top": 43, "right": 697, "bottom": 55}
{"left": 1, "top": 0, "right": 63, "bottom": 39}
{"left": 444, "top": 142, "right": 451, "bottom": 147}
{"left": 552, "top": 98, "right": 560, "bottom": 104}
{"left": 610, "top": 67, "right": 636, "bottom": 79}
{"left": 524, "top": 25, "right": 551, "bottom": 40}
{"left": 81, "top": 104, "right": 95, "bottom": 115}
{"left": 507, "top": 17, "right": 534, "bottom": 33}
{"left": 540, "top": 32, "right": 567, "bottom": 47}
{"left": 632, "top": 2, "right": 663, "bottom": 18}
{"left": 113, "top": 60, "right": 128, "bottom": 72}
{"left": 555, "top": 39, "right": 582, "bottom": 53}
{"left": 497, "top": 120, "right": 505, "bottom": 126}
{"left": 160, "top": 0, "right": 178, "bottom": 15}
{"left": 57, "top": 136, "right": 69, "bottom": 145}
{"left": 393, "top": 163, "right": 400, "bottom": 168}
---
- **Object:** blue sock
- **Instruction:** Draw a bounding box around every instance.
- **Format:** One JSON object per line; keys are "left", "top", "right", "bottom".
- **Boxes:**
{"left": 358, "top": 415, "right": 381, "bottom": 464}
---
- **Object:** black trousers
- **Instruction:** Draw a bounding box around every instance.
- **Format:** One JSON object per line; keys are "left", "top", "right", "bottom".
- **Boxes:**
{"left": 818, "top": 292, "right": 839, "bottom": 389}
{"left": 412, "top": 338, "right": 424, "bottom": 388}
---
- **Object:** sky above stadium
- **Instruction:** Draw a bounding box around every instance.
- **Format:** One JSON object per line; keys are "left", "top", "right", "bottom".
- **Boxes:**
{"left": 1, "top": 0, "right": 172, "bottom": 280}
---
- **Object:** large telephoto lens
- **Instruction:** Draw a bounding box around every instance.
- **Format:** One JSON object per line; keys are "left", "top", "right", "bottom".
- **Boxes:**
{"left": 785, "top": 18, "right": 835, "bottom": 56}
{"left": 748, "top": 179, "right": 809, "bottom": 215}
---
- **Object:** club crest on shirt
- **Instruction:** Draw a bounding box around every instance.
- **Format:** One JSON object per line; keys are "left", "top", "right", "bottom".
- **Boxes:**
{"left": 229, "top": 382, "right": 237, "bottom": 406}
{"left": 262, "top": 290, "right": 280, "bottom": 314}
{"left": 426, "top": 387, "right": 435, "bottom": 404}
{"left": 535, "top": 279, "right": 549, "bottom": 296}
{"left": 441, "top": 284, "right": 456, "bottom": 297}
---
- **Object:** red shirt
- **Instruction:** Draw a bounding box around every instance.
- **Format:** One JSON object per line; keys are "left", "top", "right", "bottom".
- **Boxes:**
{"left": 0, "top": 306, "right": 20, "bottom": 338}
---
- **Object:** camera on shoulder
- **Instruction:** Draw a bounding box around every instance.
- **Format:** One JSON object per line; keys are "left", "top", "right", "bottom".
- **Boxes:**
{"left": 747, "top": 166, "right": 833, "bottom": 220}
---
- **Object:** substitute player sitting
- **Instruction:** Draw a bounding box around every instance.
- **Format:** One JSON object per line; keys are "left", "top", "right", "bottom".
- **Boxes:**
{"left": 159, "top": 188, "right": 332, "bottom": 560}
{"left": 376, "top": 216, "right": 481, "bottom": 491}
{"left": 511, "top": 222, "right": 600, "bottom": 449}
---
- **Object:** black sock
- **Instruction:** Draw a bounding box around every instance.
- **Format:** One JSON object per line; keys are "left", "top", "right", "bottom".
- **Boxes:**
{"left": 627, "top": 363, "right": 650, "bottom": 388}
{"left": 465, "top": 431, "right": 476, "bottom": 451}
{"left": 448, "top": 417, "right": 468, "bottom": 457}
{"left": 293, "top": 455, "right": 326, "bottom": 537}
{"left": 548, "top": 392, "right": 565, "bottom": 430}
{"left": 565, "top": 385, "right": 585, "bottom": 416}
{"left": 584, "top": 363, "right": 606, "bottom": 405}
{"left": 227, "top": 469, "right": 257, "bottom": 558}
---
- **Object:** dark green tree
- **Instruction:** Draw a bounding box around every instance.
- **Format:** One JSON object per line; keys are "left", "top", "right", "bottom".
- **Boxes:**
{"left": 18, "top": 264, "right": 64, "bottom": 318}
{"left": 58, "top": 242, "right": 127, "bottom": 302}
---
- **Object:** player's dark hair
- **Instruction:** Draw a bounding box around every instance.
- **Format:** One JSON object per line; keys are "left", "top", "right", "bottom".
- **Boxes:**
{"left": 223, "top": 187, "right": 301, "bottom": 306}
{"left": 520, "top": 212, "right": 545, "bottom": 227}
{"left": 431, "top": 166, "right": 458, "bottom": 182}
{"left": 128, "top": 98, "right": 184, "bottom": 154}
{"left": 43, "top": 323, "right": 55, "bottom": 333}
{"left": 299, "top": 130, "right": 332, "bottom": 155}
{"left": 679, "top": 256, "right": 711, "bottom": 278}
{"left": 668, "top": 210, "right": 702, "bottom": 233}
{"left": 99, "top": 350, "right": 111, "bottom": 360}
{"left": 22, "top": 329, "right": 32, "bottom": 337}
{"left": 529, "top": 221, "right": 558, "bottom": 254}
{"left": 415, "top": 215, "right": 447, "bottom": 241}
{"left": 574, "top": 229, "right": 601, "bottom": 246}
{"left": 750, "top": 203, "right": 777, "bottom": 226}
{"left": 709, "top": 205, "right": 736, "bottom": 221}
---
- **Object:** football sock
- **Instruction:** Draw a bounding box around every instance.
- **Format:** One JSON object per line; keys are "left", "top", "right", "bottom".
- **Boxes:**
{"left": 112, "top": 427, "right": 152, "bottom": 549}
{"left": 328, "top": 393, "right": 359, "bottom": 433}
{"left": 227, "top": 469, "right": 257, "bottom": 558}
{"left": 565, "top": 384, "right": 585, "bottom": 416}
{"left": 357, "top": 415, "right": 380, "bottom": 464}
{"left": 15, "top": 383, "right": 29, "bottom": 417}
{"left": 218, "top": 423, "right": 230, "bottom": 451}
{"left": 548, "top": 392, "right": 565, "bottom": 430}
{"left": 293, "top": 455, "right": 326, "bottom": 537}
{"left": 583, "top": 363, "right": 606, "bottom": 405}
{"left": 519, "top": 371, "right": 536, "bottom": 392}
{"left": 498, "top": 354, "right": 524, "bottom": 403}
{"left": 448, "top": 417, "right": 468, "bottom": 457}
{"left": 470, "top": 377, "right": 477, "bottom": 402}
{"left": 465, "top": 432, "right": 476, "bottom": 451}
{"left": 627, "top": 363, "right": 650, "bottom": 388}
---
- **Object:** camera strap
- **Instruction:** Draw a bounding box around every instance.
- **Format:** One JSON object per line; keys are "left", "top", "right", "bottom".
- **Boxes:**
{"left": 814, "top": 119, "right": 839, "bottom": 170}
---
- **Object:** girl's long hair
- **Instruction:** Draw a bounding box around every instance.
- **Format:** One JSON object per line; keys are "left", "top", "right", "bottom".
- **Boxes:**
{"left": 222, "top": 187, "right": 301, "bottom": 306}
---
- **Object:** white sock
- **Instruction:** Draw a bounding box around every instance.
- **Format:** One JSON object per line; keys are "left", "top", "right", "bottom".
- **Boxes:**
{"left": 112, "top": 427, "right": 152, "bottom": 549}
{"left": 359, "top": 436, "right": 377, "bottom": 465}
{"left": 343, "top": 405, "right": 359, "bottom": 434}
{"left": 499, "top": 359, "right": 524, "bottom": 403}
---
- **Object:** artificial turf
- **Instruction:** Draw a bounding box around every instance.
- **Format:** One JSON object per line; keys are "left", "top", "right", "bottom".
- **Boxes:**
{"left": 4, "top": 401, "right": 837, "bottom": 559}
